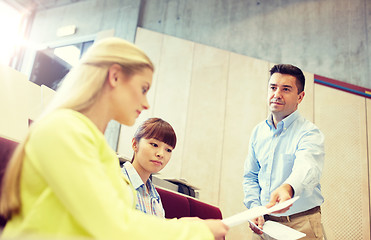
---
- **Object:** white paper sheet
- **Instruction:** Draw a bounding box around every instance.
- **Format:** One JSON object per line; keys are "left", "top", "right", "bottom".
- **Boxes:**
{"left": 248, "top": 220, "right": 306, "bottom": 240}
{"left": 222, "top": 196, "right": 299, "bottom": 227}
{"left": 222, "top": 206, "right": 268, "bottom": 227}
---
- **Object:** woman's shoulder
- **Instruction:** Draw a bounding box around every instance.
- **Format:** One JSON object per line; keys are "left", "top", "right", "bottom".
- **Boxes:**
{"left": 30, "top": 109, "right": 101, "bottom": 142}
{"left": 42, "top": 109, "right": 96, "bottom": 129}
{"left": 45, "top": 109, "right": 89, "bottom": 123}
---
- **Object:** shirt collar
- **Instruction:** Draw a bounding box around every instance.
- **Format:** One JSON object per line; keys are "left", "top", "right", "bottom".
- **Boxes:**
{"left": 122, "top": 162, "right": 161, "bottom": 200}
{"left": 122, "top": 161, "right": 145, "bottom": 190}
{"left": 266, "top": 110, "right": 300, "bottom": 130}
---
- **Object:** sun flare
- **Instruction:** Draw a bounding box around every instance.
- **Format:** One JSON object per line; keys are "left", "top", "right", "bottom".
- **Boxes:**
{"left": 0, "top": 2, "right": 24, "bottom": 66}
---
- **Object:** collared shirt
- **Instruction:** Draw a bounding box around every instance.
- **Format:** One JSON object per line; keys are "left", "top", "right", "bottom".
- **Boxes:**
{"left": 243, "top": 110, "right": 325, "bottom": 216}
{"left": 122, "top": 161, "right": 165, "bottom": 218}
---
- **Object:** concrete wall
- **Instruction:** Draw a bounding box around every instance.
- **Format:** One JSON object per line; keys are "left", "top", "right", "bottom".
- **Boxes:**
{"left": 139, "top": 0, "right": 371, "bottom": 89}
{"left": 29, "top": 0, "right": 140, "bottom": 43}
{"left": 26, "top": 0, "right": 370, "bottom": 89}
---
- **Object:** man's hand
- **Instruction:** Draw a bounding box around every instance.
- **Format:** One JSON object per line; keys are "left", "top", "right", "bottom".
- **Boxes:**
{"left": 249, "top": 216, "right": 265, "bottom": 234}
{"left": 266, "top": 184, "right": 294, "bottom": 214}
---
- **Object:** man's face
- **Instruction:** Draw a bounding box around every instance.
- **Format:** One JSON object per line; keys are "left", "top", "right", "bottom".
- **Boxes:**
{"left": 267, "top": 73, "right": 304, "bottom": 123}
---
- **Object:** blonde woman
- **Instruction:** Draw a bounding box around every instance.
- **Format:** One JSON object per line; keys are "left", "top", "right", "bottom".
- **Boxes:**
{"left": 0, "top": 38, "right": 228, "bottom": 240}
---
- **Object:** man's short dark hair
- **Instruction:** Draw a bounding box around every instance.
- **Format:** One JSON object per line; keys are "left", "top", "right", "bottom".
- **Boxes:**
{"left": 269, "top": 64, "right": 305, "bottom": 93}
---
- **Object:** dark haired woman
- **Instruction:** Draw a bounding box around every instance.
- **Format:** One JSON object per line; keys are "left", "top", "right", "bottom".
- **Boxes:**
{"left": 122, "top": 117, "right": 176, "bottom": 218}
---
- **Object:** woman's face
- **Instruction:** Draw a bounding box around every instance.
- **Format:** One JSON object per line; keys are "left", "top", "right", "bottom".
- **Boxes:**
{"left": 113, "top": 67, "right": 153, "bottom": 126}
{"left": 132, "top": 138, "right": 173, "bottom": 176}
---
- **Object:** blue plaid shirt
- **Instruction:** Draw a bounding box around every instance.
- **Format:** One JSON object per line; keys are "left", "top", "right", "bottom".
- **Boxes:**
{"left": 122, "top": 162, "right": 165, "bottom": 218}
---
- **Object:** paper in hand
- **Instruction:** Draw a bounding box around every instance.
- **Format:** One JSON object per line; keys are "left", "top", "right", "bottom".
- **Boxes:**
{"left": 248, "top": 220, "right": 306, "bottom": 240}
{"left": 222, "top": 206, "right": 267, "bottom": 227}
{"left": 222, "top": 196, "right": 299, "bottom": 227}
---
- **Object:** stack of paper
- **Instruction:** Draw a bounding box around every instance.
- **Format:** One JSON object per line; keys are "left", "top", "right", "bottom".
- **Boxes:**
{"left": 222, "top": 196, "right": 306, "bottom": 240}
{"left": 249, "top": 220, "right": 306, "bottom": 240}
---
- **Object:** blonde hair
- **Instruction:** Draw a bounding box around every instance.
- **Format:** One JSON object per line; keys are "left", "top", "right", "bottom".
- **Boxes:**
{"left": 0, "top": 37, "right": 154, "bottom": 218}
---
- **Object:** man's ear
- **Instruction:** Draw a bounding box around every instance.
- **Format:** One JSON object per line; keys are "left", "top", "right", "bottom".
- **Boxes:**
{"left": 298, "top": 91, "right": 305, "bottom": 104}
{"left": 107, "top": 64, "right": 122, "bottom": 87}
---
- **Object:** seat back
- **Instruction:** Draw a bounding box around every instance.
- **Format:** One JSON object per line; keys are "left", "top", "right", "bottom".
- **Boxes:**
{"left": 156, "top": 187, "right": 222, "bottom": 220}
{"left": 0, "top": 137, "right": 19, "bottom": 228}
{"left": 156, "top": 187, "right": 190, "bottom": 218}
{"left": 188, "top": 197, "right": 222, "bottom": 219}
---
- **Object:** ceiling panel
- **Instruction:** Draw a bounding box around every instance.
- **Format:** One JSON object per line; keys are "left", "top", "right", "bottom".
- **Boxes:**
{"left": 4, "top": 0, "right": 91, "bottom": 13}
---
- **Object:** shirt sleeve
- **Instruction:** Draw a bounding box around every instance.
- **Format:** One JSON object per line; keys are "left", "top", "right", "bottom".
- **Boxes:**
{"left": 243, "top": 129, "right": 262, "bottom": 209}
{"left": 284, "top": 127, "right": 325, "bottom": 197}
{"left": 28, "top": 113, "right": 213, "bottom": 240}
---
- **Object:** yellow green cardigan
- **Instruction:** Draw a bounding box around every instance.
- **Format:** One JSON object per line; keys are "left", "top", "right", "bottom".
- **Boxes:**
{"left": 2, "top": 109, "right": 212, "bottom": 240}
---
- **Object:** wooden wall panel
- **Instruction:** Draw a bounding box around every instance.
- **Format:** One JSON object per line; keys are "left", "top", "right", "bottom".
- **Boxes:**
{"left": 367, "top": 98, "right": 371, "bottom": 234}
{"left": 315, "top": 84, "right": 370, "bottom": 240}
{"left": 181, "top": 43, "right": 229, "bottom": 205}
{"left": 40, "top": 85, "right": 55, "bottom": 110}
{"left": 117, "top": 28, "right": 164, "bottom": 159}
{"left": 151, "top": 35, "right": 194, "bottom": 179}
{"left": 0, "top": 65, "right": 41, "bottom": 141}
{"left": 220, "top": 53, "right": 269, "bottom": 240}
{"left": 300, "top": 71, "right": 314, "bottom": 122}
